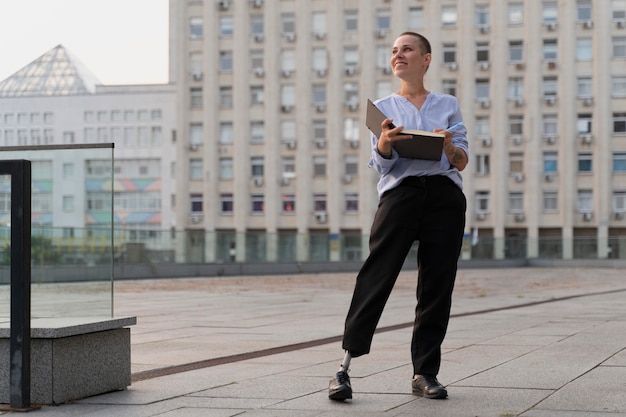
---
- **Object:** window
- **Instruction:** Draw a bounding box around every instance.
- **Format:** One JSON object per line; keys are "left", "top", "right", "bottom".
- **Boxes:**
{"left": 111, "top": 110, "right": 122, "bottom": 122}
{"left": 62, "top": 195, "right": 74, "bottom": 212}
{"left": 281, "top": 49, "right": 296, "bottom": 74}
{"left": 476, "top": 191, "right": 490, "bottom": 213}
{"left": 577, "top": 1, "right": 592, "bottom": 21}
{"left": 251, "top": 49, "right": 264, "bottom": 72}
{"left": 476, "top": 117, "right": 490, "bottom": 136}
{"left": 476, "top": 4, "right": 489, "bottom": 27}
{"left": 344, "top": 155, "right": 359, "bottom": 176}
{"left": 190, "top": 88, "right": 203, "bottom": 109}
{"left": 509, "top": 116, "right": 524, "bottom": 136}
{"left": 220, "top": 86, "right": 233, "bottom": 108}
{"left": 189, "top": 51, "right": 202, "bottom": 76}
{"left": 543, "top": 114, "right": 558, "bottom": 135}
{"left": 84, "top": 111, "right": 94, "bottom": 123}
{"left": 344, "top": 118, "right": 359, "bottom": 142}
{"left": 543, "top": 76, "right": 558, "bottom": 97}
{"left": 219, "top": 51, "right": 233, "bottom": 72}
{"left": 190, "top": 194, "right": 203, "bottom": 214}
{"left": 408, "top": 7, "right": 424, "bottom": 30}
{"left": 313, "top": 194, "right": 327, "bottom": 212}
{"left": 250, "top": 121, "right": 264, "bottom": 143}
{"left": 251, "top": 86, "right": 264, "bottom": 105}
{"left": 543, "top": 2, "right": 558, "bottom": 23}
{"left": 443, "top": 43, "right": 457, "bottom": 64}
{"left": 543, "top": 191, "right": 558, "bottom": 212}
{"left": 509, "top": 192, "right": 524, "bottom": 213}
{"left": 442, "top": 5, "right": 457, "bottom": 28}
{"left": 544, "top": 151, "right": 558, "bottom": 173}
{"left": 63, "top": 163, "right": 74, "bottom": 178}
{"left": 509, "top": 152, "right": 524, "bottom": 173}
{"left": 614, "top": 152, "right": 626, "bottom": 172}
{"left": 190, "top": 17, "right": 203, "bottom": 39}
{"left": 312, "top": 11, "right": 327, "bottom": 37}
{"left": 313, "top": 48, "right": 328, "bottom": 73}
{"left": 615, "top": 113, "right": 626, "bottom": 134}
{"left": 251, "top": 15, "right": 264, "bottom": 37}
{"left": 344, "top": 82, "right": 359, "bottom": 107}
{"left": 376, "top": 80, "right": 392, "bottom": 98}
{"left": 577, "top": 77, "right": 592, "bottom": 98}
{"left": 509, "top": 41, "right": 524, "bottom": 62}
{"left": 578, "top": 152, "right": 593, "bottom": 173}
{"left": 613, "top": 0, "right": 626, "bottom": 20}
{"left": 43, "top": 112, "right": 53, "bottom": 124}
{"left": 190, "top": 159, "right": 202, "bottom": 180}
{"left": 219, "top": 16, "right": 233, "bottom": 37}
{"left": 219, "top": 158, "right": 233, "bottom": 179}
{"left": 508, "top": 77, "right": 524, "bottom": 99}
{"left": 312, "top": 84, "right": 327, "bottom": 107}
{"left": 476, "top": 42, "right": 489, "bottom": 62}
{"left": 543, "top": 39, "right": 557, "bottom": 61}
{"left": 282, "top": 193, "right": 296, "bottom": 213}
{"left": 612, "top": 76, "right": 626, "bottom": 97}
{"left": 614, "top": 37, "right": 626, "bottom": 58}
{"left": 578, "top": 113, "right": 592, "bottom": 133}
{"left": 577, "top": 38, "right": 592, "bottom": 61}
{"left": 475, "top": 154, "right": 490, "bottom": 175}
{"left": 251, "top": 156, "right": 264, "bottom": 177}
{"left": 344, "top": 10, "right": 358, "bottom": 32}
{"left": 151, "top": 127, "right": 162, "bottom": 146}
{"left": 281, "top": 12, "right": 296, "bottom": 35}
{"left": 281, "top": 121, "right": 296, "bottom": 144}
{"left": 281, "top": 156, "right": 296, "bottom": 178}
{"left": 313, "top": 120, "right": 326, "bottom": 142}
{"left": 613, "top": 191, "right": 626, "bottom": 212}
{"left": 251, "top": 194, "right": 265, "bottom": 214}
{"left": 508, "top": 3, "right": 524, "bottom": 25}
{"left": 151, "top": 109, "right": 162, "bottom": 120}
{"left": 442, "top": 80, "right": 457, "bottom": 96}
{"left": 345, "top": 193, "right": 359, "bottom": 213}
{"left": 219, "top": 122, "right": 233, "bottom": 144}
{"left": 124, "top": 110, "right": 134, "bottom": 121}
{"left": 189, "top": 123, "right": 203, "bottom": 146}
{"left": 476, "top": 79, "right": 490, "bottom": 99}
{"left": 313, "top": 156, "right": 326, "bottom": 177}
{"left": 376, "top": 9, "right": 391, "bottom": 32}
{"left": 577, "top": 190, "right": 593, "bottom": 212}
{"left": 220, "top": 193, "right": 233, "bottom": 214}
{"left": 344, "top": 46, "right": 359, "bottom": 70}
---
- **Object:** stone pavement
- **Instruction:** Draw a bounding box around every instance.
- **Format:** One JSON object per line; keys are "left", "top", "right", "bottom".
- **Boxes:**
{"left": 3, "top": 267, "right": 626, "bottom": 416}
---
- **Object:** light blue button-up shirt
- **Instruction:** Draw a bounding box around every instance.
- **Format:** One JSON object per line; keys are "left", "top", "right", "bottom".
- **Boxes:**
{"left": 369, "top": 92, "right": 469, "bottom": 198}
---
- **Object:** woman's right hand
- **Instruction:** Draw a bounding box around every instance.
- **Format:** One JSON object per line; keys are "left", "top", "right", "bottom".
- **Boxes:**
{"left": 377, "top": 118, "right": 411, "bottom": 157}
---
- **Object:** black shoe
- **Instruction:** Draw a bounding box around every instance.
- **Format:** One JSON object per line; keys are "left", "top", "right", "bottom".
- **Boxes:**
{"left": 329, "top": 370, "right": 352, "bottom": 401}
{"left": 412, "top": 374, "right": 448, "bottom": 399}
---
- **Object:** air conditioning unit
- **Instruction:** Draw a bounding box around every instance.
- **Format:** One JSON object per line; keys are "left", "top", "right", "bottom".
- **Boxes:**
{"left": 281, "top": 104, "right": 293, "bottom": 113}
{"left": 285, "top": 32, "right": 296, "bottom": 42}
{"left": 583, "top": 97, "right": 593, "bottom": 107}
{"left": 513, "top": 172, "right": 525, "bottom": 182}
{"left": 349, "top": 140, "right": 359, "bottom": 149}
{"left": 382, "top": 67, "right": 392, "bottom": 74}
{"left": 375, "top": 30, "right": 388, "bottom": 38}
{"left": 544, "top": 173, "right": 555, "bottom": 182}
{"left": 285, "top": 141, "right": 296, "bottom": 149}
{"left": 479, "top": 99, "right": 491, "bottom": 109}
{"left": 345, "top": 66, "right": 357, "bottom": 76}
{"left": 476, "top": 212, "right": 487, "bottom": 220}
{"left": 317, "top": 69, "right": 326, "bottom": 77}
{"left": 343, "top": 174, "right": 352, "bottom": 184}
{"left": 281, "top": 69, "right": 292, "bottom": 78}
{"left": 511, "top": 136, "right": 523, "bottom": 145}
{"left": 582, "top": 212, "right": 593, "bottom": 221}
{"left": 315, "top": 32, "right": 326, "bottom": 40}
{"left": 188, "top": 143, "right": 199, "bottom": 151}
{"left": 316, "top": 104, "right": 326, "bottom": 113}
{"left": 479, "top": 25, "right": 490, "bottom": 34}
{"left": 279, "top": 177, "right": 291, "bottom": 186}
{"left": 447, "top": 62, "right": 458, "bottom": 71}
{"left": 547, "top": 61, "right": 557, "bottom": 70}
{"left": 514, "top": 98, "right": 525, "bottom": 107}
{"left": 254, "top": 33, "right": 264, "bottom": 42}
{"left": 254, "top": 67, "right": 264, "bottom": 77}
{"left": 191, "top": 71, "right": 203, "bottom": 81}
{"left": 253, "top": 176, "right": 264, "bottom": 187}
{"left": 544, "top": 135, "right": 557, "bottom": 145}
{"left": 250, "top": 0, "right": 263, "bottom": 8}
{"left": 615, "top": 211, "right": 625, "bottom": 220}
{"left": 481, "top": 137, "right": 492, "bottom": 147}
{"left": 190, "top": 214, "right": 203, "bottom": 224}
{"left": 347, "top": 102, "right": 359, "bottom": 111}
{"left": 515, "top": 62, "right": 525, "bottom": 70}
{"left": 583, "top": 20, "right": 593, "bottom": 29}
{"left": 315, "top": 212, "right": 327, "bottom": 223}
{"left": 479, "top": 62, "right": 490, "bottom": 71}
{"left": 217, "top": 0, "right": 230, "bottom": 10}
{"left": 617, "top": 20, "right": 626, "bottom": 29}
{"left": 315, "top": 139, "right": 326, "bottom": 148}
{"left": 514, "top": 213, "right": 525, "bottom": 222}
{"left": 546, "top": 22, "right": 557, "bottom": 31}
{"left": 580, "top": 134, "right": 593, "bottom": 145}
{"left": 544, "top": 96, "right": 557, "bottom": 106}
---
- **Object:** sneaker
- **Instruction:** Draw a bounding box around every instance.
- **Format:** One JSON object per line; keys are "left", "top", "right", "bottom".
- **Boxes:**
{"left": 411, "top": 374, "right": 448, "bottom": 399}
{"left": 328, "top": 370, "right": 352, "bottom": 401}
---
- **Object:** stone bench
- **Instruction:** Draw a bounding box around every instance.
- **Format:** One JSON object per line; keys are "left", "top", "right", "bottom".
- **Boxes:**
{"left": 0, "top": 316, "right": 136, "bottom": 405}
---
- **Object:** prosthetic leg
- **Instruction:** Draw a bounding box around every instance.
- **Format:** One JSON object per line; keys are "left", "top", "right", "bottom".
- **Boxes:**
{"left": 329, "top": 351, "right": 353, "bottom": 401}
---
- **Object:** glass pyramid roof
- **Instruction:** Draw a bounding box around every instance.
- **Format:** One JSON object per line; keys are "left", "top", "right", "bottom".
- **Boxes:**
{"left": 0, "top": 44, "right": 101, "bottom": 97}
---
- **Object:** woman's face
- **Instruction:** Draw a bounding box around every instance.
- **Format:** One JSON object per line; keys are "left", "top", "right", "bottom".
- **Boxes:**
{"left": 390, "top": 34, "right": 431, "bottom": 79}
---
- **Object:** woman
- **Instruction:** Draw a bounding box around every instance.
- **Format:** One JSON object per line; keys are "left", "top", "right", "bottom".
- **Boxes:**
{"left": 329, "top": 31, "right": 468, "bottom": 401}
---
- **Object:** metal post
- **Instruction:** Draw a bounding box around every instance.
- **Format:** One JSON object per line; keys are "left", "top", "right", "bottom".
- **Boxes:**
{"left": 1, "top": 160, "right": 33, "bottom": 410}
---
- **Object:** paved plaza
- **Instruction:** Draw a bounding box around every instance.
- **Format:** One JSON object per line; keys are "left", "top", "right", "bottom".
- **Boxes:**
{"left": 2, "top": 266, "right": 626, "bottom": 416}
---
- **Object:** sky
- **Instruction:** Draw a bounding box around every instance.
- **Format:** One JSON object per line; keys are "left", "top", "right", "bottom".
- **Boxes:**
{"left": 0, "top": 0, "right": 169, "bottom": 85}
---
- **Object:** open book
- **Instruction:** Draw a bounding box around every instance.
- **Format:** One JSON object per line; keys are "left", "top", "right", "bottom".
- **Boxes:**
{"left": 365, "top": 99, "right": 444, "bottom": 161}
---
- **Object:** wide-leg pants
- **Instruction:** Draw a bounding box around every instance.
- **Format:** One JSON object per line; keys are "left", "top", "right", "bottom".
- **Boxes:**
{"left": 342, "top": 175, "right": 466, "bottom": 376}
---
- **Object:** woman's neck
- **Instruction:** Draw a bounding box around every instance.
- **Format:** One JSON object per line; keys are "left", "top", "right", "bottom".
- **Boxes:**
{"left": 397, "top": 83, "right": 429, "bottom": 99}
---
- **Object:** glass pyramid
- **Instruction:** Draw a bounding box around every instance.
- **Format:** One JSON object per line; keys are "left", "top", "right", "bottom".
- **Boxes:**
{"left": 0, "top": 44, "right": 101, "bottom": 97}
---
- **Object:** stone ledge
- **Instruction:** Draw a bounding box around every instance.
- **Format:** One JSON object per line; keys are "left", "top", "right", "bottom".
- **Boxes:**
{"left": 0, "top": 316, "right": 137, "bottom": 338}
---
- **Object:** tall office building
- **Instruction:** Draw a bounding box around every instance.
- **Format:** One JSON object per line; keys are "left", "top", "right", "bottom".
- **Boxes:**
{"left": 170, "top": 0, "right": 626, "bottom": 262}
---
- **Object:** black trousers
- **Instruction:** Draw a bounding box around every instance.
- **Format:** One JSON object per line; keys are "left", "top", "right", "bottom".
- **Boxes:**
{"left": 342, "top": 175, "right": 466, "bottom": 376}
